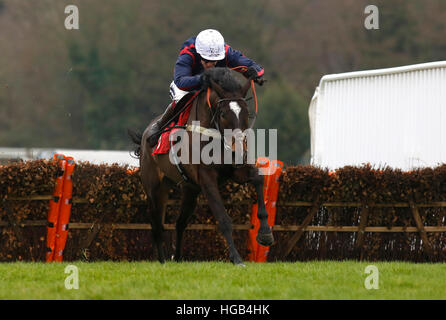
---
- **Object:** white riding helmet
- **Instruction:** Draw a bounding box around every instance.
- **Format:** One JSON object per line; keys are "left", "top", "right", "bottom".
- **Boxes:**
{"left": 195, "top": 29, "right": 225, "bottom": 61}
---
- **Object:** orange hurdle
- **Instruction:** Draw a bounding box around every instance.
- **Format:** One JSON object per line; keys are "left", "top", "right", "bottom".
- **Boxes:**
{"left": 53, "top": 157, "right": 75, "bottom": 262}
{"left": 248, "top": 158, "right": 283, "bottom": 262}
{"left": 46, "top": 154, "right": 67, "bottom": 262}
{"left": 254, "top": 160, "right": 283, "bottom": 262}
{"left": 247, "top": 158, "right": 270, "bottom": 261}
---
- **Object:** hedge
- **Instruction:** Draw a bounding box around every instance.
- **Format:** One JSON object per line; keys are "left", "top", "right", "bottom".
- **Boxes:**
{"left": 1, "top": 160, "right": 445, "bottom": 262}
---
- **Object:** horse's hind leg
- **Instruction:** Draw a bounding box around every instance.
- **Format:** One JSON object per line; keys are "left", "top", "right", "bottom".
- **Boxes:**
{"left": 146, "top": 179, "right": 170, "bottom": 263}
{"left": 174, "top": 185, "right": 200, "bottom": 262}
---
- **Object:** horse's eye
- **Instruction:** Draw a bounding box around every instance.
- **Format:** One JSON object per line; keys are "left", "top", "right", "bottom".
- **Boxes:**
{"left": 220, "top": 111, "right": 226, "bottom": 117}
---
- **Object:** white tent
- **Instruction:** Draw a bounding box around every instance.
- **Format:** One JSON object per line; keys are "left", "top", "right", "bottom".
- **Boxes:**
{"left": 309, "top": 61, "right": 446, "bottom": 171}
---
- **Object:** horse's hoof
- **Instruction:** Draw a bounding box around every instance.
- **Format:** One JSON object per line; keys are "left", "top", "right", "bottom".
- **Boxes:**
{"left": 257, "top": 232, "right": 274, "bottom": 247}
{"left": 230, "top": 253, "right": 244, "bottom": 266}
{"left": 231, "top": 259, "right": 245, "bottom": 267}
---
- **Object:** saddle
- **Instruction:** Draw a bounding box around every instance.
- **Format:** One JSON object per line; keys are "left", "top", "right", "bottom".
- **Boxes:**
{"left": 152, "top": 92, "right": 198, "bottom": 155}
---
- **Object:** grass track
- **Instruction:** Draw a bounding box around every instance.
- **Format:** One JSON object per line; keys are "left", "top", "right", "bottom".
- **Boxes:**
{"left": 0, "top": 261, "right": 445, "bottom": 300}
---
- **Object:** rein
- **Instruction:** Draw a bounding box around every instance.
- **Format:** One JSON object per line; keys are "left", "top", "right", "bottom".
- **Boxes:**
{"left": 205, "top": 76, "right": 258, "bottom": 130}
{"left": 159, "top": 66, "right": 259, "bottom": 138}
{"left": 206, "top": 66, "right": 258, "bottom": 114}
{"left": 154, "top": 91, "right": 201, "bottom": 138}
{"left": 229, "top": 66, "right": 258, "bottom": 114}
{"left": 169, "top": 67, "right": 260, "bottom": 183}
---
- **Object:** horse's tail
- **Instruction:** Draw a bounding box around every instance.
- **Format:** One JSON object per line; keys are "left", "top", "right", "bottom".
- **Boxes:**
{"left": 127, "top": 129, "right": 142, "bottom": 158}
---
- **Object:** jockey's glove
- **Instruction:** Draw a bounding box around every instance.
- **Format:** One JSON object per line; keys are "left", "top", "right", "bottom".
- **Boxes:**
{"left": 200, "top": 72, "right": 211, "bottom": 89}
{"left": 255, "top": 77, "right": 265, "bottom": 86}
{"left": 243, "top": 66, "right": 259, "bottom": 80}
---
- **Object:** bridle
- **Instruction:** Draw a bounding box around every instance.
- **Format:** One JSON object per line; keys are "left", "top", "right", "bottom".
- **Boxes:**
{"left": 169, "top": 75, "right": 259, "bottom": 182}
{"left": 160, "top": 66, "right": 259, "bottom": 142}
{"left": 203, "top": 87, "right": 256, "bottom": 151}
{"left": 206, "top": 64, "right": 259, "bottom": 132}
{"left": 206, "top": 84, "right": 257, "bottom": 130}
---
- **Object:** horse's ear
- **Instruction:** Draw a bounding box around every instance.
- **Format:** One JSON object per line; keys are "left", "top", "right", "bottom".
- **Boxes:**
{"left": 241, "top": 79, "right": 251, "bottom": 98}
{"left": 210, "top": 79, "right": 226, "bottom": 98}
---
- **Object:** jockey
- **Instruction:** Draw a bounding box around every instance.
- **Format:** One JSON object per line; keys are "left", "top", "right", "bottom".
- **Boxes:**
{"left": 148, "top": 29, "right": 265, "bottom": 147}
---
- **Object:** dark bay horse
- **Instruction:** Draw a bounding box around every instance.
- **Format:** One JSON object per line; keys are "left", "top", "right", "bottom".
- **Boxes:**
{"left": 128, "top": 68, "right": 273, "bottom": 265}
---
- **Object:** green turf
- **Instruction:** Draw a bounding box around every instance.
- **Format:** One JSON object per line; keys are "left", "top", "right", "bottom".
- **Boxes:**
{"left": 0, "top": 261, "right": 445, "bottom": 300}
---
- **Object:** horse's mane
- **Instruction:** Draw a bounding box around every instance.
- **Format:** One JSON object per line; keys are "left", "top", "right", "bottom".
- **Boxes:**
{"left": 202, "top": 67, "right": 241, "bottom": 93}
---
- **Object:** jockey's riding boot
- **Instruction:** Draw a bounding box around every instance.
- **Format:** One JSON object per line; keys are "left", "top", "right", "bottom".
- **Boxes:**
{"left": 148, "top": 102, "right": 176, "bottom": 148}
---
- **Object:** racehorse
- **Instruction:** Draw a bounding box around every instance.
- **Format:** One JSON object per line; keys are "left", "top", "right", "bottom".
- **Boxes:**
{"left": 128, "top": 67, "right": 273, "bottom": 266}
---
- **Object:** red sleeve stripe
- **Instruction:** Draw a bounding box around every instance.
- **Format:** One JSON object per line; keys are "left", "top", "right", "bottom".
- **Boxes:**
{"left": 225, "top": 45, "right": 230, "bottom": 65}
{"left": 179, "top": 44, "right": 196, "bottom": 65}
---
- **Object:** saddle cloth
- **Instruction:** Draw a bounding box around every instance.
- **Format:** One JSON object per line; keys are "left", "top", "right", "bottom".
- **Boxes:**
{"left": 152, "top": 92, "right": 198, "bottom": 155}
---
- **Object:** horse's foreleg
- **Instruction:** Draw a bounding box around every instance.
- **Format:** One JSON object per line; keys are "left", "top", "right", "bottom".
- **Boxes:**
{"left": 175, "top": 185, "right": 200, "bottom": 262}
{"left": 234, "top": 166, "right": 274, "bottom": 247}
{"left": 198, "top": 167, "right": 244, "bottom": 265}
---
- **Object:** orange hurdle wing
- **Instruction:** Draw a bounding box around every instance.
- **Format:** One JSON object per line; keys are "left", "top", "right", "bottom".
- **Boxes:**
{"left": 53, "top": 157, "right": 75, "bottom": 262}
{"left": 46, "top": 154, "right": 67, "bottom": 262}
{"left": 254, "top": 160, "right": 283, "bottom": 262}
{"left": 248, "top": 157, "right": 270, "bottom": 262}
